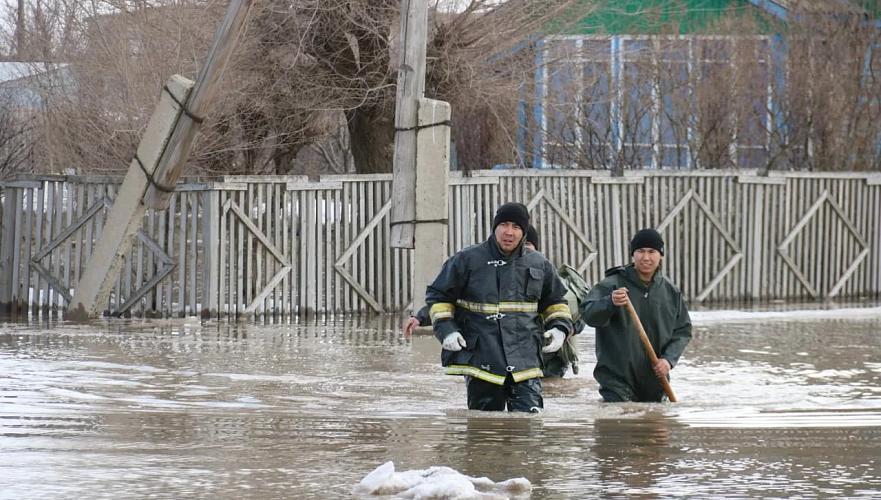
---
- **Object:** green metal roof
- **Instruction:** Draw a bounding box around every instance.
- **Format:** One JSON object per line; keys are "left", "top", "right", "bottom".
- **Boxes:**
{"left": 562, "top": 0, "right": 779, "bottom": 35}
{"left": 859, "top": 1, "right": 881, "bottom": 17}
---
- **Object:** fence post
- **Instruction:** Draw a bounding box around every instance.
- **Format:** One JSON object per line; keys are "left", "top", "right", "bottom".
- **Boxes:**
{"left": 0, "top": 185, "right": 12, "bottom": 311}
{"left": 750, "top": 183, "right": 765, "bottom": 300}
{"left": 611, "top": 185, "right": 624, "bottom": 261}
{"left": 201, "top": 188, "right": 220, "bottom": 318}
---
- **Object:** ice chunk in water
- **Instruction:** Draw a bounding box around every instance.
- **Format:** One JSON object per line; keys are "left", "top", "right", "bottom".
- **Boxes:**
{"left": 353, "top": 461, "right": 532, "bottom": 499}
{"left": 355, "top": 461, "right": 395, "bottom": 494}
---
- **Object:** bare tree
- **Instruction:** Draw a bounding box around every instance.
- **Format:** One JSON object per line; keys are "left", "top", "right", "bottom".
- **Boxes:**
{"left": 24, "top": 1, "right": 880, "bottom": 175}
{"left": 0, "top": 0, "right": 84, "bottom": 60}
{"left": 538, "top": 3, "right": 881, "bottom": 172}
{"left": 782, "top": 5, "right": 881, "bottom": 171}
{"left": 9, "top": 0, "right": 584, "bottom": 176}
{"left": 0, "top": 91, "right": 34, "bottom": 178}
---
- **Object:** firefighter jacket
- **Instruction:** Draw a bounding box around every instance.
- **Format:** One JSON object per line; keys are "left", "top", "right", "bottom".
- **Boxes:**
{"left": 426, "top": 235, "right": 573, "bottom": 385}
{"left": 581, "top": 264, "right": 692, "bottom": 400}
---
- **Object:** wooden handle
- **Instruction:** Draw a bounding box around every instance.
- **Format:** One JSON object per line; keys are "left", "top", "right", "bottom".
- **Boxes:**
{"left": 623, "top": 301, "right": 678, "bottom": 402}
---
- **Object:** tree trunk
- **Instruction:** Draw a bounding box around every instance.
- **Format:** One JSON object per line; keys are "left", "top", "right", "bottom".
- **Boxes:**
{"left": 15, "top": 0, "right": 26, "bottom": 59}
{"left": 347, "top": 105, "right": 395, "bottom": 174}
{"left": 272, "top": 143, "right": 305, "bottom": 175}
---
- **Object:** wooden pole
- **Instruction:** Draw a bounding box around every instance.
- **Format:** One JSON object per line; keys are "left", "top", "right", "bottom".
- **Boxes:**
{"left": 143, "top": 0, "right": 255, "bottom": 210}
{"left": 389, "top": 0, "right": 428, "bottom": 249}
{"left": 624, "top": 301, "right": 678, "bottom": 402}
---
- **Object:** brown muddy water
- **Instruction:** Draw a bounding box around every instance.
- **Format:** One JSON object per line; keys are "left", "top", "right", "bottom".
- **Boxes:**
{"left": 1, "top": 311, "right": 880, "bottom": 499}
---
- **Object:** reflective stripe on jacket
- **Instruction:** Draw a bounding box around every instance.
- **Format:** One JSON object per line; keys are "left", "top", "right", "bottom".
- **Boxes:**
{"left": 426, "top": 236, "right": 573, "bottom": 385}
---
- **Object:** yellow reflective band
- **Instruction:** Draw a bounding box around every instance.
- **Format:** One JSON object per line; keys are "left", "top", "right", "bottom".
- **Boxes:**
{"left": 454, "top": 300, "right": 498, "bottom": 314}
{"left": 430, "top": 303, "right": 455, "bottom": 323}
{"left": 499, "top": 302, "right": 538, "bottom": 312}
{"left": 455, "top": 300, "right": 538, "bottom": 314}
{"left": 541, "top": 303, "right": 573, "bottom": 322}
{"left": 444, "top": 365, "right": 507, "bottom": 385}
{"left": 511, "top": 367, "right": 544, "bottom": 382}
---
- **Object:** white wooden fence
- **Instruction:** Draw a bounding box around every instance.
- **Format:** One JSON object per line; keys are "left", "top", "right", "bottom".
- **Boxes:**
{"left": 1, "top": 170, "right": 879, "bottom": 318}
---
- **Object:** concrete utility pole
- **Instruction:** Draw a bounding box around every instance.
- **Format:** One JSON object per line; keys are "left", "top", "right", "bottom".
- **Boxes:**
{"left": 389, "top": 0, "right": 451, "bottom": 315}
{"left": 68, "top": 0, "right": 255, "bottom": 320}
{"left": 410, "top": 98, "right": 450, "bottom": 315}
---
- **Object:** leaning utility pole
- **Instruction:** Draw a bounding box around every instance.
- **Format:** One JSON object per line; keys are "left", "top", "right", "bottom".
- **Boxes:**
{"left": 68, "top": 0, "right": 255, "bottom": 320}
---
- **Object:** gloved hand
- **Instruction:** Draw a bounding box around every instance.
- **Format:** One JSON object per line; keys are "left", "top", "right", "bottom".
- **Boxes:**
{"left": 442, "top": 331, "right": 467, "bottom": 351}
{"left": 541, "top": 328, "right": 566, "bottom": 353}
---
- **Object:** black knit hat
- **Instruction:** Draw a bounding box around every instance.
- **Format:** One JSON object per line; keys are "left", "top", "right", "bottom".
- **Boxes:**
{"left": 630, "top": 228, "right": 664, "bottom": 255}
{"left": 525, "top": 225, "right": 540, "bottom": 251}
{"left": 493, "top": 202, "right": 530, "bottom": 232}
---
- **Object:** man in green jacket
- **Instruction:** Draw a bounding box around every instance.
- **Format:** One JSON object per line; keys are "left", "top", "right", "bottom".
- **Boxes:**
{"left": 581, "top": 228, "right": 692, "bottom": 402}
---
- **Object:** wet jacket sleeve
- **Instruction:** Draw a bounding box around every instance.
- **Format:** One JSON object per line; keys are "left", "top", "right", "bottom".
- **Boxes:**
{"left": 414, "top": 305, "right": 431, "bottom": 327}
{"left": 425, "top": 254, "right": 466, "bottom": 342}
{"left": 580, "top": 278, "right": 618, "bottom": 328}
{"left": 660, "top": 292, "right": 692, "bottom": 368}
{"left": 539, "top": 261, "right": 574, "bottom": 334}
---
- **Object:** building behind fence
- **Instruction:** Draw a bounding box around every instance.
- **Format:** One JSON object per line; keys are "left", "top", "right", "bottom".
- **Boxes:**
{"left": 1, "top": 170, "right": 879, "bottom": 318}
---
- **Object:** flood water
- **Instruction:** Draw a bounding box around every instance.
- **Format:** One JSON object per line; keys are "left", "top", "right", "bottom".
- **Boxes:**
{"left": 1, "top": 310, "right": 880, "bottom": 499}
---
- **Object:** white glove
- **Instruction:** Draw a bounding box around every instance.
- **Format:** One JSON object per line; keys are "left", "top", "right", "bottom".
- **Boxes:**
{"left": 542, "top": 328, "right": 566, "bottom": 353}
{"left": 442, "top": 331, "right": 467, "bottom": 351}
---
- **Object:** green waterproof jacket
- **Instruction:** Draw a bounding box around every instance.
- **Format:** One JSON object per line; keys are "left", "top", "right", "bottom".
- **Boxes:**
{"left": 426, "top": 236, "right": 573, "bottom": 385}
{"left": 581, "top": 264, "right": 692, "bottom": 401}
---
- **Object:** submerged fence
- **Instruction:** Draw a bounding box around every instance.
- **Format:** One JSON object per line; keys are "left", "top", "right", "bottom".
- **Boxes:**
{"left": 1, "top": 170, "right": 879, "bottom": 318}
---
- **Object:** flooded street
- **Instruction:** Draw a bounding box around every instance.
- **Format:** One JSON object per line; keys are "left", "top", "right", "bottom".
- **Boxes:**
{"left": 1, "top": 311, "right": 880, "bottom": 499}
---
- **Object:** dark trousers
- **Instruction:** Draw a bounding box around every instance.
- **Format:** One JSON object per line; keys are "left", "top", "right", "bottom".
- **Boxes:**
{"left": 466, "top": 375, "right": 543, "bottom": 412}
{"left": 600, "top": 387, "right": 666, "bottom": 403}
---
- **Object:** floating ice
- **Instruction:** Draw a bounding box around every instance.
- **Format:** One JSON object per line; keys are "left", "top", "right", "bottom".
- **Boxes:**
{"left": 689, "top": 306, "right": 881, "bottom": 323}
{"left": 352, "top": 461, "right": 532, "bottom": 499}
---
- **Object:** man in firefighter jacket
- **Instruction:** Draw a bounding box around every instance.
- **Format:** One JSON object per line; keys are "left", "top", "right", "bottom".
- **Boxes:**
{"left": 426, "top": 202, "right": 574, "bottom": 412}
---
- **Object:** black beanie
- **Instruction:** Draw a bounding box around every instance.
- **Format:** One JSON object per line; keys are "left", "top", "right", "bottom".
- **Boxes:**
{"left": 493, "top": 202, "right": 530, "bottom": 232}
{"left": 630, "top": 228, "right": 664, "bottom": 255}
{"left": 525, "top": 225, "right": 540, "bottom": 251}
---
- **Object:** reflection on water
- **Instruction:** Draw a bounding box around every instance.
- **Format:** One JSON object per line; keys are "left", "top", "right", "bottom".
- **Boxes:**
{"left": 1, "top": 315, "right": 880, "bottom": 498}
